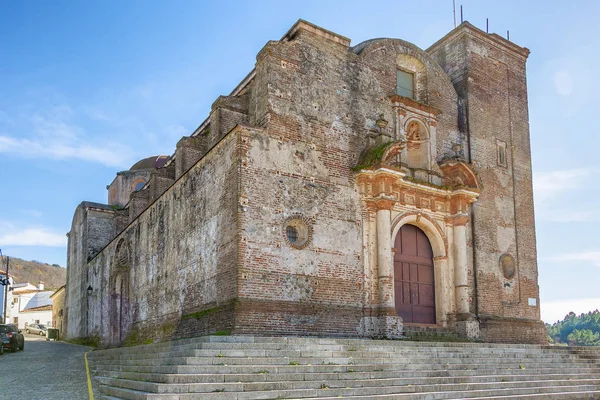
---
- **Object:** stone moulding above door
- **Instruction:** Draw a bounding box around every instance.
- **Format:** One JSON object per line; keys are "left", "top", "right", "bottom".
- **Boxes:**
{"left": 355, "top": 167, "right": 480, "bottom": 215}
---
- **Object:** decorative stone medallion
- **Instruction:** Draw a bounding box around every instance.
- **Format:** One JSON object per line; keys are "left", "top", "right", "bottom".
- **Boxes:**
{"left": 500, "top": 253, "right": 516, "bottom": 279}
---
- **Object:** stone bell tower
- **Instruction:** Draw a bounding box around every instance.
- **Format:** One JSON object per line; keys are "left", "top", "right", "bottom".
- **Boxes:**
{"left": 428, "top": 22, "right": 545, "bottom": 343}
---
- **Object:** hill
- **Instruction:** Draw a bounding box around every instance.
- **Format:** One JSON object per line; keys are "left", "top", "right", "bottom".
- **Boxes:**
{"left": 0, "top": 256, "right": 66, "bottom": 290}
{"left": 546, "top": 310, "right": 600, "bottom": 346}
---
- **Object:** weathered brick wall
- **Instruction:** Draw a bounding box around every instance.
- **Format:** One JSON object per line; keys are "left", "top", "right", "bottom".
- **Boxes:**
{"left": 67, "top": 20, "right": 544, "bottom": 344}
{"left": 354, "top": 37, "right": 464, "bottom": 162}
{"left": 236, "top": 25, "right": 468, "bottom": 336}
{"left": 85, "top": 130, "right": 241, "bottom": 346}
{"left": 65, "top": 203, "right": 118, "bottom": 339}
{"left": 51, "top": 289, "right": 65, "bottom": 334}
{"left": 107, "top": 170, "right": 152, "bottom": 207}
{"left": 237, "top": 31, "right": 366, "bottom": 335}
{"left": 429, "top": 24, "right": 543, "bottom": 342}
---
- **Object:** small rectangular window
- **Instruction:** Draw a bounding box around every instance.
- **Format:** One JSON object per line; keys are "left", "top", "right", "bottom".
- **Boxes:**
{"left": 497, "top": 139, "right": 507, "bottom": 167}
{"left": 397, "top": 70, "right": 414, "bottom": 99}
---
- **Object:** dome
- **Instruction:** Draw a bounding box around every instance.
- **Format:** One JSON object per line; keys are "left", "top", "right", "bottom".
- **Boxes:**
{"left": 129, "top": 155, "right": 170, "bottom": 171}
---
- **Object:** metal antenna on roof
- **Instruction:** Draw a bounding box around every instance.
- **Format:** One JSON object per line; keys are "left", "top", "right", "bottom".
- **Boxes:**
{"left": 453, "top": 0, "right": 457, "bottom": 28}
{"left": 507, "top": 30, "right": 510, "bottom": 40}
{"left": 486, "top": 18, "right": 489, "bottom": 33}
{"left": 460, "top": 5, "right": 464, "bottom": 23}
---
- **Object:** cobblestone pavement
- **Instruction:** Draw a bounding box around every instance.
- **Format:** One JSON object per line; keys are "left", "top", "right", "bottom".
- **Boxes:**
{"left": 0, "top": 334, "right": 93, "bottom": 400}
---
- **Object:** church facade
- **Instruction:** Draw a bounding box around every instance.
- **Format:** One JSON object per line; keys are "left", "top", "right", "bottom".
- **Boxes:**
{"left": 65, "top": 20, "right": 546, "bottom": 346}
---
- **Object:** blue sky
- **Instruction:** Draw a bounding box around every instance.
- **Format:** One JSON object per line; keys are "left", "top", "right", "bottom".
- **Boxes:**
{"left": 0, "top": 1, "right": 598, "bottom": 323}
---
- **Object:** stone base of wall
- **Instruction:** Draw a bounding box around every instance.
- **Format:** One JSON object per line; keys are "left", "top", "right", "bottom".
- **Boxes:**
{"left": 176, "top": 301, "right": 236, "bottom": 339}
{"left": 479, "top": 316, "right": 547, "bottom": 344}
{"left": 358, "top": 315, "right": 404, "bottom": 338}
{"left": 456, "top": 319, "right": 480, "bottom": 340}
{"left": 115, "top": 301, "right": 238, "bottom": 348}
{"left": 233, "top": 299, "right": 368, "bottom": 337}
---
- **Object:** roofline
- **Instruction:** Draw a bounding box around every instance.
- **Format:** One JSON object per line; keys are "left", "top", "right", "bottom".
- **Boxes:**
{"left": 281, "top": 19, "right": 351, "bottom": 48}
{"left": 21, "top": 305, "right": 53, "bottom": 312}
{"left": 427, "top": 21, "right": 530, "bottom": 60}
{"left": 50, "top": 285, "right": 66, "bottom": 298}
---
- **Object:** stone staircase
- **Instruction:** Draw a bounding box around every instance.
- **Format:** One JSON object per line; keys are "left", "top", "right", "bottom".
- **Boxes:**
{"left": 87, "top": 335, "right": 600, "bottom": 399}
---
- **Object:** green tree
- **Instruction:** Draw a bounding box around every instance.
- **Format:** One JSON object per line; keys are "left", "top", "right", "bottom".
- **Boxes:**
{"left": 547, "top": 310, "right": 600, "bottom": 346}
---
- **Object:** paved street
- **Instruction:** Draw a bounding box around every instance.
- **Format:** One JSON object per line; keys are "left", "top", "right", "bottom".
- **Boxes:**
{"left": 0, "top": 334, "right": 93, "bottom": 400}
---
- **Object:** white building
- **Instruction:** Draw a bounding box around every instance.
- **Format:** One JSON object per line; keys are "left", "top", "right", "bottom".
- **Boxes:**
{"left": 6, "top": 281, "right": 53, "bottom": 329}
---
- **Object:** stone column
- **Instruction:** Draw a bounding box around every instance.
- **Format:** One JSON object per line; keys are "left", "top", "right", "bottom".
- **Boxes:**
{"left": 451, "top": 213, "right": 479, "bottom": 339}
{"left": 453, "top": 215, "right": 470, "bottom": 316}
{"left": 374, "top": 198, "right": 403, "bottom": 338}
{"left": 376, "top": 204, "right": 394, "bottom": 311}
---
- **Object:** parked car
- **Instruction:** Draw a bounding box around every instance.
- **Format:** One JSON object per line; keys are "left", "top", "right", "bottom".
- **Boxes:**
{"left": 26, "top": 323, "right": 48, "bottom": 336}
{"left": 0, "top": 324, "right": 24, "bottom": 352}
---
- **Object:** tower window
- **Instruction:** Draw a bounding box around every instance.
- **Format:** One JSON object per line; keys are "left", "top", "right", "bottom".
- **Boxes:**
{"left": 397, "top": 70, "right": 414, "bottom": 99}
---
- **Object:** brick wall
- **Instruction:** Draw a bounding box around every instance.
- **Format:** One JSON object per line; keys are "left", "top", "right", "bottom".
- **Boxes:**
{"left": 84, "top": 129, "right": 242, "bottom": 346}
{"left": 429, "top": 23, "right": 543, "bottom": 342}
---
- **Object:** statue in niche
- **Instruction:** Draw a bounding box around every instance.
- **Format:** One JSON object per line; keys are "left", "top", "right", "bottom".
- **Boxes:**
{"left": 407, "top": 121, "right": 422, "bottom": 141}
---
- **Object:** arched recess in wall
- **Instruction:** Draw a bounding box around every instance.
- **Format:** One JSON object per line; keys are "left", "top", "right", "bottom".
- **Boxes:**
{"left": 111, "top": 238, "right": 132, "bottom": 345}
{"left": 391, "top": 212, "right": 448, "bottom": 326}
{"left": 404, "top": 119, "right": 430, "bottom": 171}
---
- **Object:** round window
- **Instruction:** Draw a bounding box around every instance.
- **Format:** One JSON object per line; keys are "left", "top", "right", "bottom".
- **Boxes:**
{"left": 500, "top": 254, "right": 516, "bottom": 279}
{"left": 283, "top": 216, "right": 312, "bottom": 249}
{"left": 134, "top": 181, "right": 146, "bottom": 191}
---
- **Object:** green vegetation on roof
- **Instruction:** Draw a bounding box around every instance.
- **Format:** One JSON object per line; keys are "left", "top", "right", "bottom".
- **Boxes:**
{"left": 352, "top": 141, "right": 395, "bottom": 171}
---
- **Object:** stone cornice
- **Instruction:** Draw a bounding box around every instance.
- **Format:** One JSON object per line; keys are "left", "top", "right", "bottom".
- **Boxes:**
{"left": 389, "top": 95, "right": 442, "bottom": 116}
{"left": 445, "top": 213, "right": 470, "bottom": 226}
{"left": 357, "top": 168, "right": 479, "bottom": 216}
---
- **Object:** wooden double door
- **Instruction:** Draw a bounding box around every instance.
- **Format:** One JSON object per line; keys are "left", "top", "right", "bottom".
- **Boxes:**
{"left": 394, "top": 224, "right": 436, "bottom": 324}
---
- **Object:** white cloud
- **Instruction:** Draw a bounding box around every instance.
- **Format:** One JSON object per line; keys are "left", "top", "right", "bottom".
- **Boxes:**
{"left": 546, "top": 251, "right": 600, "bottom": 267}
{"left": 542, "top": 298, "right": 600, "bottom": 324}
{"left": 0, "top": 227, "right": 66, "bottom": 247}
{"left": 533, "top": 168, "right": 590, "bottom": 203}
{"left": 0, "top": 101, "right": 135, "bottom": 168}
{"left": 0, "top": 135, "right": 132, "bottom": 168}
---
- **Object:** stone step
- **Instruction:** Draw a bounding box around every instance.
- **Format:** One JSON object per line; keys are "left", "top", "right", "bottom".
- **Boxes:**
{"left": 91, "top": 362, "right": 600, "bottom": 376}
{"left": 97, "top": 383, "right": 600, "bottom": 400}
{"left": 447, "top": 392, "right": 600, "bottom": 400}
{"left": 88, "top": 342, "right": 600, "bottom": 362}
{"left": 98, "top": 375, "right": 600, "bottom": 394}
{"left": 95, "top": 370, "right": 600, "bottom": 385}
{"left": 90, "top": 355, "right": 599, "bottom": 369}
{"left": 90, "top": 336, "right": 600, "bottom": 400}
{"left": 88, "top": 347, "right": 593, "bottom": 362}
{"left": 91, "top": 335, "right": 560, "bottom": 352}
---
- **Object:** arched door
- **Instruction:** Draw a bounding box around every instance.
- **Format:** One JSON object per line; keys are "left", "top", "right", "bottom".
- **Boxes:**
{"left": 394, "top": 224, "right": 436, "bottom": 324}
